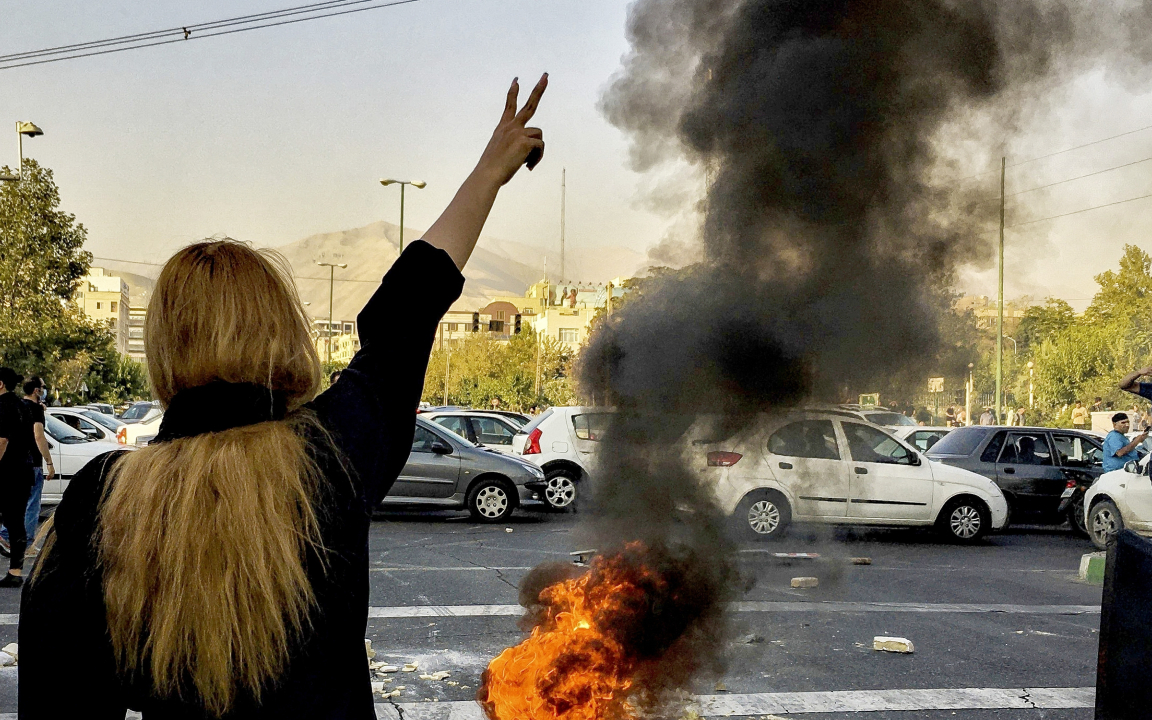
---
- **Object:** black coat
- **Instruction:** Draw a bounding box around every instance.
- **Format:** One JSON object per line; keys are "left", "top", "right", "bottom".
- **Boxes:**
{"left": 18, "top": 240, "right": 464, "bottom": 719}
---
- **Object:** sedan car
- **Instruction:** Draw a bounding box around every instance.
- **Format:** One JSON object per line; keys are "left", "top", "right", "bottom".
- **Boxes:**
{"left": 423, "top": 411, "right": 525, "bottom": 455}
{"left": 695, "top": 412, "right": 1008, "bottom": 543}
{"left": 41, "top": 415, "right": 130, "bottom": 505}
{"left": 927, "top": 425, "right": 1104, "bottom": 530}
{"left": 380, "top": 418, "right": 546, "bottom": 522}
{"left": 892, "top": 426, "right": 952, "bottom": 453}
{"left": 46, "top": 407, "right": 128, "bottom": 445}
{"left": 1084, "top": 456, "right": 1152, "bottom": 550}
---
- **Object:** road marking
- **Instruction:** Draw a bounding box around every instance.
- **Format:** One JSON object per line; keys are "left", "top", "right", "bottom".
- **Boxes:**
{"left": 0, "top": 601, "right": 1098, "bottom": 625}
{"left": 369, "top": 687, "right": 1095, "bottom": 719}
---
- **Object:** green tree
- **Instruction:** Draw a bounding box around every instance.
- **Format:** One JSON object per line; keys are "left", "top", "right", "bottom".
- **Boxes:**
{"left": 0, "top": 159, "right": 145, "bottom": 403}
{"left": 1017, "top": 298, "right": 1076, "bottom": 352}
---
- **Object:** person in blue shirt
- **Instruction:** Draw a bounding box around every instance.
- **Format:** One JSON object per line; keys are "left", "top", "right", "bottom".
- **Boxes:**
{"left": 1120, "top": 365, "right": 1152, "bottom": 403}
{"left": 1103, "top": 413, "right": 1148, "bottom": 472}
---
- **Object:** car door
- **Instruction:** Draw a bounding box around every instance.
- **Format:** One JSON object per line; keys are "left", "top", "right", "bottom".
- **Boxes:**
{"left": 840, "top": 421, "right": 934, "bottom": 520}
{"left": 391, "top": 425, "right": 461, "bottom": 499}
{"left": 471, "top": 416, "right": 517, "bottom": 452}
{"left": 571, "top": 412, "right": 610, "bottom": 458}
{"left": 765, "top": 419, "right": 849, "bottom": 518}
{"left": 995, "top": 431, "right": 1064, "bottom": 514}
{"left": 1051, "top": 432, "right": 1104, "bottom": 484}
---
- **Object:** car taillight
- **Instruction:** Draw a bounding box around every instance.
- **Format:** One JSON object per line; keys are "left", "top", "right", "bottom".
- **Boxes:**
{"left": 524, "top": 428, "right": 542, "bottom": 455}
{"left": 1065, "top": 479, "right": 1077, "bottom": 488}
{"left": 707, "top": 451, "right": 742, "bottom": 467}
{"left": 117, "top": 427, "right": 127, "bottom": 445}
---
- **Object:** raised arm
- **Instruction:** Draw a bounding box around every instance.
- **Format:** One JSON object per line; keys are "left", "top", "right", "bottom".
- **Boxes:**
{"left": 1120, "top": 366, "right": 1152, "bottom": 393}
{"left": 422, "top": 74, "right": 548, "bottom": 270}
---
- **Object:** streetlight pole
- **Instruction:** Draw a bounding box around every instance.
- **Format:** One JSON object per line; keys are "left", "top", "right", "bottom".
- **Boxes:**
{"left": 996, "top": 156, "right": 1006, "bottom": 424}
{"left": 0, "top": 121, "right": 44, "bottom": 182}
{"left": 316, "top": 261, "right": 347, "bottom": 364}
{"left": 1027, "top": 361, "right": 1035, "bottom": 409}
{"left": 966, "top": 362, "right": 974, "bottom": 427}
{"left": 379, "top": 179, "right": 427, "bottom": 252}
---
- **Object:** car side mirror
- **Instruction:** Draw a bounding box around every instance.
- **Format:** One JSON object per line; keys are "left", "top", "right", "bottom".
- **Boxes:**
{"left": 1125, "top": 460, "right": 1139, "bottom": 474}
{"left": 430, "top": 439, "right": 453, "bottom": 455}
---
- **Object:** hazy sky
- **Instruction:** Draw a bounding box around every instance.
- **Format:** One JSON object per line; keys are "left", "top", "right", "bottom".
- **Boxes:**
{"left": 3, "top": 1, "right": 1152, "bottom": 309}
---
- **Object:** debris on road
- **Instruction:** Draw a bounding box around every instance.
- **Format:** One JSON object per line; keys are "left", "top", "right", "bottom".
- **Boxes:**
{"left": 0, "top": 652, "right": 14, "bottom": 667}
{"left": 791, "top": 576, "right": 819, "bottom": 588}
{"left": 714, "top": 680, "right": 727, "bottom": 692}
{"left": 376, "top": 665, "right": 400, "bottom": 673}
{"left": 371, "top": 681, "right": 385, "bottom": 693}
{"left": 735, "top": 633, "right": 765, "bottom": 644}
{"left": 419, "top": 671, "right": 451, "bottom": 681}
{"left": 851, "top": 557, "right": 872, "bottom": 565}
{"left": 402, "top": 662, "right": 419, "bottom": 672}
{"left": 873, "top": 636, "right": 915, "bottom": 653}
{"left": 364, "top": 639, "right": 376, "bottom": 660}
{"left": 505, "top": 527, "right": 513, "bottom": 533}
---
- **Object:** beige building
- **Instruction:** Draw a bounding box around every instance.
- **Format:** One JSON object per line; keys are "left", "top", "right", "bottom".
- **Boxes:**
{"left": 127, "top": 305, "right": 147, "bottom": 362}
{"left": 490, "top": 277, "right": 630, "bottom": 353}
{"left": 77, "top": 268, "right": 130, "bottom": 354}
{"left": 312, "top": 319, "right": 360, "bottom": 364}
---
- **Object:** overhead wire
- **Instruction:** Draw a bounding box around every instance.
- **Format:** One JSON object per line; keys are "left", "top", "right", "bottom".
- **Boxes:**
{"left": 90, "top": 256, "right": 384, "bottom": 284}
{"left": 0, "top": 0, "right": 420, "bottom": 71}
{"left": 1007, "top": 192, "right": 1152, "bottom": 228}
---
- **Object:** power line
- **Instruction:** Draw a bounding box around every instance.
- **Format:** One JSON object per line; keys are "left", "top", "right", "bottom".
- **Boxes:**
{"left": 91, "top": 256, "right": 383, "bottom": 284}
{"left": 1007, "top": 155, "right": 1152, "bottom": 197}
{"left": 0, "top": 0, "right": 420, "bottom": 71}
{"left": 955, "top": 122, "right": 1152, "bottom": 183}
{"left": 1007, "top": 191, "right": 1152, "bottom": 228}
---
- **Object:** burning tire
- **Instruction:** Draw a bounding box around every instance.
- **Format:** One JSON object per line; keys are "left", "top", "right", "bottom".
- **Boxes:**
{"left": 936, "top": 496, "right": 990, "bottom": 543}
{"left": 1089, "top": 499, "right": 1123, "bottom": 551}
{"left": 734, "top": 491, "right": 790, "bottom": 540}
{"left": 542, "top": 468, "right": 578, "bottom": 511}
{"left": 467, "top": 477, "right": 517, "bottom": 523}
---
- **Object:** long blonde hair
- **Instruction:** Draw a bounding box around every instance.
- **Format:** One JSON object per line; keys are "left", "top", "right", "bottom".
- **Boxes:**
{"left": 98, "top": 240, "right": 325, "bottom": 714}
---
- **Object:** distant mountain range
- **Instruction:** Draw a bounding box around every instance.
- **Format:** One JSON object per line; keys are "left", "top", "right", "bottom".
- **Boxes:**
{"left": 95, "top": 221, "right": 647, "bottom": 323}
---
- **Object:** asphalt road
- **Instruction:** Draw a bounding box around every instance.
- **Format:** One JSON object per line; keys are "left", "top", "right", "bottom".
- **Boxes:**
{"left": 0, "top": 508, "right": 1104, "bottom": 718}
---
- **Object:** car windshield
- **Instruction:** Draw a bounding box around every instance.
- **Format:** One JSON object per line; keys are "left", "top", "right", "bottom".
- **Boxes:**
{"left": 863, "top": 412, "right": 916, "bottom": 426}
{"left": 45, "top": 415, "right": 92, "bottom": 443}
{"left": 121, "top": 403, "right": 154, "bottom": 420}
{"left": 81, "top": 410, "right": 125, "bottom": 431}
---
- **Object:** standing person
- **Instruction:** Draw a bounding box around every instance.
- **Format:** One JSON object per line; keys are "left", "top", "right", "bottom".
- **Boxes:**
{"left": 1071, "top": 401, "right": 1088, "bottom": 429}
{"left": 1015, "top": 406, "right": 1028, "bottom": 427}
{"left": 979, "top": 407, "right": 995, "bottom": 425}
{"left": 1092, "top": 396, "right": 1104, "bottom": 413}
{"left": 955, "top": 407, "right": 967, "bottom": 426}
{"left": 0, "top": 368, "right": 32, "bottom": 587}
{"left": 0, "top": 377, "right": 53, "bottom": 557}
{"left": 1005, "top": 406, "right": 1017, "bottom": 427}
{"left": 944, "top": 406, "right": 956, "bottom": 427}
{"left": 20, "top": 75, "right": 548, "bottom": 718}
{"left": 1102, "top": 413, "right": 1148, "bottom": 472}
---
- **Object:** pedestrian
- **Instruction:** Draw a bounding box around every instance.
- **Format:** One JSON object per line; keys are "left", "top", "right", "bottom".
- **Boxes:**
{"left": 0, "top": 368, "right": 33, "bottom": 588}
{"left": 979, "top": 407, "right": 995, "bottom": 425}
{"left": 0, "top": 377, "right": 53, "bottom": 558}
{"left": 1092, "top": 396, "right": 1104, "bottom": 413}
{"left": 20, "top": 75, "right": 548, "bottom": 716}
{"left": 1015, "top": 407, "right": 1028, "bottom": 426}
{"left": 944, "top": 406, "right": 956, "bottom": 427}
{"left": 1005, "top": 406, "right": 1017, "bottom": 426}
{"left": 955, "top": 407, "right": 967, "bottom": 426}
{"left": 1071, "top": 401, "right": 1088, "bottom": 429}
{"left": 1102, "top": 412, "right": 1148, "bottom": 472}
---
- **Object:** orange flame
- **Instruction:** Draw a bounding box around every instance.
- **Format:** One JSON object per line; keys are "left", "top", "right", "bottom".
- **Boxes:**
{"left": 478, "top": 543, "right": 663, "bottom": 720}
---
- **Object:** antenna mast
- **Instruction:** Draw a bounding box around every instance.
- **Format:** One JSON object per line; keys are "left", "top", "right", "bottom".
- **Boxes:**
{"left": 560, "top": 168, "right": 566, "bottom": 282}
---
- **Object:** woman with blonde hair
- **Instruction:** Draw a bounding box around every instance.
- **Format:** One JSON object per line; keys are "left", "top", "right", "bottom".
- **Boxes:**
{"left": 19, "top": 75, "right": 547, "bottom": 719}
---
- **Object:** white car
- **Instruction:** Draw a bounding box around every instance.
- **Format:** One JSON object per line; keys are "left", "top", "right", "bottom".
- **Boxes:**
{"left": 41, "top": 415, "right": 131, "bottom": 505}
{"left": 891, "top": 426, "right": 953, "bottom": 453}
{"left": 1084, "top": 455, "right": 1152, "bottom": 550}
{"left": 423, "top": 412, "right": 524, "bottom": 456}
{"left": 511, "top": 406, "right": 612, "bottom": 511}
{"left": 693, "top": 412, "right": 1009, "bottom": 543}
{"left": 46, "top": 407, "right": 129, "bottom": 446}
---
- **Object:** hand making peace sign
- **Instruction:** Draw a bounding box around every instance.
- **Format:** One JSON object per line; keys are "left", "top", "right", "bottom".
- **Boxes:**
{"left": 476, "top": 73, "right": 548, "bottom": 186}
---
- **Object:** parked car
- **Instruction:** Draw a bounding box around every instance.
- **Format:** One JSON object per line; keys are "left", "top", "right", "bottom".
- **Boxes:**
{"left": 120, "top": 400, "right": 161, "bottom": 423}
{"left": 511, "top": 406, "right": 612, "bottom": 511}
{"left": 927, "top": 425, "right": 1105, "bottom": 531}
{"left": 81, "top": 403, "right": 116, "bottom": 417}
{"left": 892, "top": 426, "right": 953, "bottom": 453}
{"left": 693, "top": 412, "right": 1008, "bottom": 543}
{"left": 380, "top": 417, "right": 546, "bottom": 522}
{"left": 423, "top": 411, "right": 525, "bottom": 455}
{"left": 46, "top": 407, "right": 128, "bottom": 445}
{"left": 1084, "top": 456, "right": 1152, "bottom": 550}
{"left": 41, "top": 415, "right": 130, "bottom": 505}
{"left": 483, "top": 410, "right": 531, "bottom": 426}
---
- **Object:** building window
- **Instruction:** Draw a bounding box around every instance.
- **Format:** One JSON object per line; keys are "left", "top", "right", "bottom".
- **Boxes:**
{"left": 496, "top": 310, "right": 506, "bottom": 321}
{"left": 559, "top": 328, "right": 578, "bottom": 343}
{"left": 343, "top": 322, "right": 354, "bottom": 334}
{"left": 96, "top": 301, "right": 102, "bottom": 310}
{"left": 129, "top": 328, "right": 144, "bottom": 339}
{"left": 110, "top": 301, "right": 118, "bottom": 313}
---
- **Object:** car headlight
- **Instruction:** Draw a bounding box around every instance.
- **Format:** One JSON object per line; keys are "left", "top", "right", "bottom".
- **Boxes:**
{"left": 529, "top": 466, "right": 544, "bottom": 478}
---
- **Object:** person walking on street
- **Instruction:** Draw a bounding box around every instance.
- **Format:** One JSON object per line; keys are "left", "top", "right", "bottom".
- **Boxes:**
{"left": 944, "top": 406, "right": 956, "bottom": 427}
{"left": 1015, "top": 407, "right": 1028, "bottom": 426}
{"left": 0, "top": 377, "right": 53, "bottom": 558}
{"left": 0, "top": 368, "right": 33, "bottom": 588}
{"left": 20, "top": 75, "right": 549, "bottom": 718}
{"left": 979, "top": 407, "right": 995, "bottom": 425}
{"left": 1103, "top": 412, "right": 1148, "bottom": 472}
{"left": 1071, "top": 401, "right": 1088, "bottom": 429}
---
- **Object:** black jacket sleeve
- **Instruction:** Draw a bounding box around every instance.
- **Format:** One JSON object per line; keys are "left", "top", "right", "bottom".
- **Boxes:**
{"left": 310, "top": 240, "right": 465, "bottom": 506}
{"left": 19, "top": 452, "right": 129, "bottom": 719}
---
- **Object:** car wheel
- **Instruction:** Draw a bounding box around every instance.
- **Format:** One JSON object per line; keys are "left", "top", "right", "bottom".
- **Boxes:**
{"left": 1089, "top": 500, "right": 1123, "bottom": 551}
{"left": 734, "top": 491, "right": 791, "bottom": 541}
{"left": 467, "top": 478, "right": 516, "bottom": 523}
{"left": 543, "top": 469, "right": 579, "bottom": 511}
{"left": 1068, "top": 494, "right": 1088, "bottom": 537}
{"left": 937, "top": 497, "right": 990, "bottom": 543}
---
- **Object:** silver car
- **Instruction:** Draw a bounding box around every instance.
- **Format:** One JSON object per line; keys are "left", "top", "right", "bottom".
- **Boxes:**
{"left": 381, "top": 418, "right": 546, "bottom": 522}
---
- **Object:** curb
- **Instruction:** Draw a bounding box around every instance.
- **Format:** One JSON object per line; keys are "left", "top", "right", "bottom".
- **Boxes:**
{"left": 1079, "top": 552, "right": 1106, "bottom": 584}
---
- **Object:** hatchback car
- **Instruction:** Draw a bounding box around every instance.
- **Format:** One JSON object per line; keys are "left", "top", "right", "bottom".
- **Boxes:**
{"left": 46, "top": 407, "right": 128, "bottom": 445}
{"left": 1084, "top": 456, "right": 1152, "bottom": 549}
{"left": 423, "top": 411, "right": 525, "bottom": 455}
{"left": 511, "top": 406, "right": 613, "bottom": 511}
{"left": 694, "top": 412, "right": 1008, "bottom": 543}
{"left": 927, "top": 425, "right": 1105, "bottom": 531}
{"left": 41, "top": 416, "right": 130, "bottom": 505}
{"left": 381, "top": 418, "right": 546, "bottom": 522}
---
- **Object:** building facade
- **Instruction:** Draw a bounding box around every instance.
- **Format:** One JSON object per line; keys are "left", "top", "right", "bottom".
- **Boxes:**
{"left": 77, "top": 268, "right": 131, "bottom": 354}
{"left": 312, "top": 319, "right": 360, "bottom": 364}
{"left": 127, "top": 305, "right": 147, "bottom": 362}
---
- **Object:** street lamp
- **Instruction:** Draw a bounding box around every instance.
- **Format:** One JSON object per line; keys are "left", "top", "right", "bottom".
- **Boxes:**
{"left": 0, "top": 121, "right": 44, "bottom": 182}
{"left": 966, "top": 362, "right": 974, "bottom": 427}
{"left": 1004, "top": 335, "right": 1017, "bottom": 355}
{"left": 379, "top": 179, "right": 426, "bottom": 252}
{"left": 1027, "top": 360, "right": 1035, "bottom": 409}
{"left": 315, "top": 262, "right": 347, "bottom": 363}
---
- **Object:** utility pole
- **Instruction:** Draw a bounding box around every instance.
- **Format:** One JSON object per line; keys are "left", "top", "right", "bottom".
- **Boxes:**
{"left": 316, "top": 261, "right": 347, "bottom": 364}
{"left": 555, "top": 169, "right": 559, "bottom": 281}
{"left": 995, "top": 157, "right": 1006, "bottom": 424}
{"left": 534, "top": 326, "right": 542, "bottom": 399}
